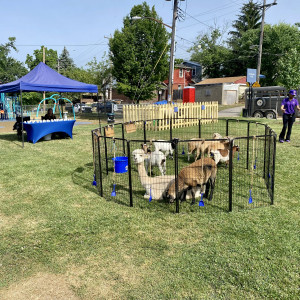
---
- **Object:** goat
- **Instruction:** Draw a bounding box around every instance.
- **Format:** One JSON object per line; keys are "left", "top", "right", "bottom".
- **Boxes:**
{"left": 210, "top": 146, "right": 240, "bottom": 165}
{"left": 153, "top": 140, "right": 175, "bottom": 159}
{"left": 188, "top": 139, "right": 230, "bottom": 161}
{"left": 165, "top": 157, "right": 217, "bottom": 205}
{"left": 187, "top": 138, "right": 203, "bottom": 161}
{"left": 141, "top": 144, "right": 166, "bottom": 176}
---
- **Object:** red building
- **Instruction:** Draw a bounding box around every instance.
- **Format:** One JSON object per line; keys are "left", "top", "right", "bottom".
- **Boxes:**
{"left": 163, "top": 64, "right": 193, "bottom": 100}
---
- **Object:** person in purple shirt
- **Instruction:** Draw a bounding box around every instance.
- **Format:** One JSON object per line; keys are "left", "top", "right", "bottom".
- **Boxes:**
{"left": 279, "top": 90, "right": 300, "bottom": 143}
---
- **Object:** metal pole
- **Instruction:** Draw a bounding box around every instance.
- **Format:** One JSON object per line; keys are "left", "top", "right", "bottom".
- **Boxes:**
{"left": 229, "top": 139, "right": 233, "bottom": 212}
{"left": 20, "top": 90, "right": 24, "bottom": 148}
{"left": 167, "top": 0, "right": 178, "bottom": 103}
{"left": 97, "top": 135, "right": 103, "bottom": 197}
{"left": 174, "top": 138, "right": 179, "bottom": 213}
{"left": 256, "top": 0, "right": 277, "bottom": 82}
{"left": 256, "top": 0, "right": 266, "bottom": 83}
{"left": 127, "top": 141, "right": 133, "bottom": 207}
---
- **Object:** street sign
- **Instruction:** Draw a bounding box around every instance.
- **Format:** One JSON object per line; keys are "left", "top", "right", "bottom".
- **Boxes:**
{"left": 247, "top": 68, "right": 257, "bottom": 84}
{"left": 253, "top": 82, "right": 260, "bottom": 87}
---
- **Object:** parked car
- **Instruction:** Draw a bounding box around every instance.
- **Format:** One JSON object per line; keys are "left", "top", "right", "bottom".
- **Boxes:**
{"left": 92, "top": 101, "right": 117, "bottom": 113}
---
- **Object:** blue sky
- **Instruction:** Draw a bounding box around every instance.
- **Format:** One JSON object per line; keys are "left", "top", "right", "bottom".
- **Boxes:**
{"left": 1, "top": 0, "right": 299, "bottom": 68}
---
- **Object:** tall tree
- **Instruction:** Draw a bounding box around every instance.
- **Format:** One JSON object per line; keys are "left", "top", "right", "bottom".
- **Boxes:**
{"left": 225, "top": 0, "right": 262, "bottom": 76}
{"left": 189, "top": 28, "right": 232, "bottom": 78}
{"left": 228, "top": 0, "right": 261, "bottom": 48}
{"left": 59, "top": 46, "right": 75, "bottom": 74}
{"left": 109, "top": 2, "right": 169, "bottom": 102}
{"left": 26, "top": 46, "right": 58, "bottom": 70}
{"left": 0, "top": 37, "right": 27, "bottom": 83}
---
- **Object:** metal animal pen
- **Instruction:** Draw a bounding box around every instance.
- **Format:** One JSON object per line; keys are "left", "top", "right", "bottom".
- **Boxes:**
{"left": 92, "top": 118, "right": 276, "bottom": 213}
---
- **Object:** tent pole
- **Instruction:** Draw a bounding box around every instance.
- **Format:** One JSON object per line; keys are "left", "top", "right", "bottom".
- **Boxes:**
{"left": 20, "top": 90, "right": 24, "bottom": 148}
{"left": 97, "top": 92, "right": 101, "bottom": 128}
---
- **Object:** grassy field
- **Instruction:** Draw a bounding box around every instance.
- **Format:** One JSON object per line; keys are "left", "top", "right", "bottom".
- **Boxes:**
{"left": 0, "top": 117, "right": 299, "bottom": 299}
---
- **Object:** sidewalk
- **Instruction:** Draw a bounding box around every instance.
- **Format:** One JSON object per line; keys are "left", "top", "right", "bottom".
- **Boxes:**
{"left": 218, "top": 106, "right": 244, "bottom": 117}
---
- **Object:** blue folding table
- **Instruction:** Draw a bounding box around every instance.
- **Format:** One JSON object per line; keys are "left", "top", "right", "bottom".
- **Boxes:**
{"left": 23, "top": 119, "right": 76, "bottom": 144}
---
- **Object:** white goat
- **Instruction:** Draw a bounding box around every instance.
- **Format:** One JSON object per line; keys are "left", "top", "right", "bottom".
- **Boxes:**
{"left": 142, "top": 144, "right": 166, "bottom": 176}
{"left": 153, "top": 140, "right": 175, "bottom": 159}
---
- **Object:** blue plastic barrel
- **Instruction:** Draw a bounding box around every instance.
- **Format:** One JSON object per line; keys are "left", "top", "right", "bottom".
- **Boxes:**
{"left": 112, "top": 156, "right": 128, "bottom": 173}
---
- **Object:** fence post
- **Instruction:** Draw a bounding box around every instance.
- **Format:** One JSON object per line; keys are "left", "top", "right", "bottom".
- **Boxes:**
{"left": 97, "top": 135, "right": 103, "bottom": 197}
{"left": 229, "top": 139, "right": 233, "bottom": 212}
{"left": 267, "top": 127, "right": 271, "bottom": 189}
{"left": 127, "top": 141, "right": 133, "bottom": 207}
{"left": 143, "top": 121, "right": 147, "bottom": 144}
{"left": 246, "top": 122, "right": 250, "bottom": 170}
{"left": 271, "top": 134, "right": 276, "bottom": 205}
{"left": 198, "top": 119, "right": 201, "bottom": 138}
{"left": 103, "top": 128, "right": 109, "bottom": 175}
{"left": 263, "top": 125, "right": 267, "bottom": 179}
{"left": 170, "top": 118, "right": 173, "bottom": 141}
{"left": 174, "top": 138, "right": 180, "bottom": 213}
{"left": 226, "top": 119, "right": 229, "bottom": 136}
{"left": 121, "top": 123, "right": 126, "bottom": 155}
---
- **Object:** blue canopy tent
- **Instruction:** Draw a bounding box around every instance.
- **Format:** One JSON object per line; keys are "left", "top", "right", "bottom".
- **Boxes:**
{"left": 0, "top": 62, "right": 98, "bottom": 146}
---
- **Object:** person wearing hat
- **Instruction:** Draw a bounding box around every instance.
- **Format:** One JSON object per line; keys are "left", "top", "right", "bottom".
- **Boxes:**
{"left": 279, "top": 90, "right": 300, "bottom": 143}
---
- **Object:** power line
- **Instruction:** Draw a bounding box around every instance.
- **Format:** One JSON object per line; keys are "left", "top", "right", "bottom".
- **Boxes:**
{"left": 16, "top": 43, "right": 107, "bottom": 47}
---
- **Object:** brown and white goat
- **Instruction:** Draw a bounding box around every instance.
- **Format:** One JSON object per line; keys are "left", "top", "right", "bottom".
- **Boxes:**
{"left": 164, "top": 157, "right": 217, "bottom": 204}
{"left": 210, "top": 146, "right": 239, "bottom": 165}
{"left": 188, "top": 138, "right": 231, "bottom": 162}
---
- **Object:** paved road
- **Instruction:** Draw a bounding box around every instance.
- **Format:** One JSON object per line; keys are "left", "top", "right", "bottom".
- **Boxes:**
{"left": 218, "top": 106, "right": 244, "bottom": 117}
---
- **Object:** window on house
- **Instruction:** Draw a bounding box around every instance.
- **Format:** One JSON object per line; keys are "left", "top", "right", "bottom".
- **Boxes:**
{"left": 178, "top": 85, "right": 182, "bottom": 90}
{"left": 192, "top": 67, "right": 196, "bottom": 76}
{"left": 179, "top": 69, "right": 183, "bottom": 78}
{"left": 205, "top": 89, "right": 211, "bottom": 96}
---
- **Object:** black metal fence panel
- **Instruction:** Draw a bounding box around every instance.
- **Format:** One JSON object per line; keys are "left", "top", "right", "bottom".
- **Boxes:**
{"left": 92, "top": 118, "right": 276, "bottom": 213}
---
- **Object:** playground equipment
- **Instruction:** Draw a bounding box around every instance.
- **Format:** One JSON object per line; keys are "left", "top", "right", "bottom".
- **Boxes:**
{"left": 0, "top": 93, "right": 17, "bottom": 120}
{"left": 36, "top": 94, "right": 76, "bottom": 120}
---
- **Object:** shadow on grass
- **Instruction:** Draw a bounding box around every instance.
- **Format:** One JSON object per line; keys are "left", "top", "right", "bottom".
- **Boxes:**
{"left": 0, "top": 133, "right": 25, "bottom": 147}
{"left": 72, "top": 163, "right": 100, "bottom": 196}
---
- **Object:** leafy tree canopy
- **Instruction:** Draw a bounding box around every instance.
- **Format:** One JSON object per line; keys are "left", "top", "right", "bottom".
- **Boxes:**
{"left": 189, "top": 28, "right": 232, "bottom": 78}
{"left": 0, "top": 37, "right": 27, "bottom": 83}
{"left": 238, "top": 23, "right": 300, "bottom": 87}
{"left": 85, "top": 54, "right": 112, "bottom": 100}
{"left": 109, "top": 2, "right": 169, "bottom": 102}
{"left": 26, "top": 46, "right": 58, "bottom": 70}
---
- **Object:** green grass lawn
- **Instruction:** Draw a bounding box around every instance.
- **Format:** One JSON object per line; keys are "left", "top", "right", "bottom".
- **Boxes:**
{"left": 0, "top": 118, "right": 299, "bottom": 299}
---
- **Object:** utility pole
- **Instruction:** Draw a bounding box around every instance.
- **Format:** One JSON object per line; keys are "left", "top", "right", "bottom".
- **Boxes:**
{"left": 256, "top": 0, "right": 277, "bottom": 83}
{"left": 167, "top": 0, "right": 179, "bottom": 103}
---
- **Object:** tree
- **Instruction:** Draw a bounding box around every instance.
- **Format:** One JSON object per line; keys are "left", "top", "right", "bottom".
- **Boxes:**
{"left": 85, "top": 55, "right": 112, "bottom": 101}
{"left": 58, "top": 47, "right": 75, "bottom": 74}
{"left": 277, "top": 48, "right": 300, "bottom": 89}
{"left": 26, "top": 46, "right": 58, "bottom": 70}
{"left": 238, "top": 23, "right": 300, "bottom": 86}
{"left": 228, "top": 0, "right": 261, "bottom": 48}
{"left": 189, "top": 28, "right": 232, "bottom": 78}
{"left": 0, "top": 37, "right": 27, "bottom": 83}
{"left": 109, "top": 2, "right": 169, "bottom": 102}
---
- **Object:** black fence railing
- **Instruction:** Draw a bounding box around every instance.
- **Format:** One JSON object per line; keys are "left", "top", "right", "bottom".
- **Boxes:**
{"left": 92, "top": 118, "right": 276, "bottom": 213}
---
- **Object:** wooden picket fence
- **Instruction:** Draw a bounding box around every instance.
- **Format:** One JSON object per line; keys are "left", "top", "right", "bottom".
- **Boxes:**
{"left": 123, "top": 101, "right": 218, "bottom": 131}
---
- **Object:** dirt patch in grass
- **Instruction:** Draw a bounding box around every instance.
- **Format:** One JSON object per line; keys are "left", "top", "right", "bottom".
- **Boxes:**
{"left": 0, "top": 273, "right": 79, "bottom": 300}
{"left": 0, "top": 121, "right": 14, "bottom": 133}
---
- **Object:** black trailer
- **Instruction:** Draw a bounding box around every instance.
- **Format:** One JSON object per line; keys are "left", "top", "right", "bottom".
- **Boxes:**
{"left": 244, "top": 86, "right": 300, "bottom": 119}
